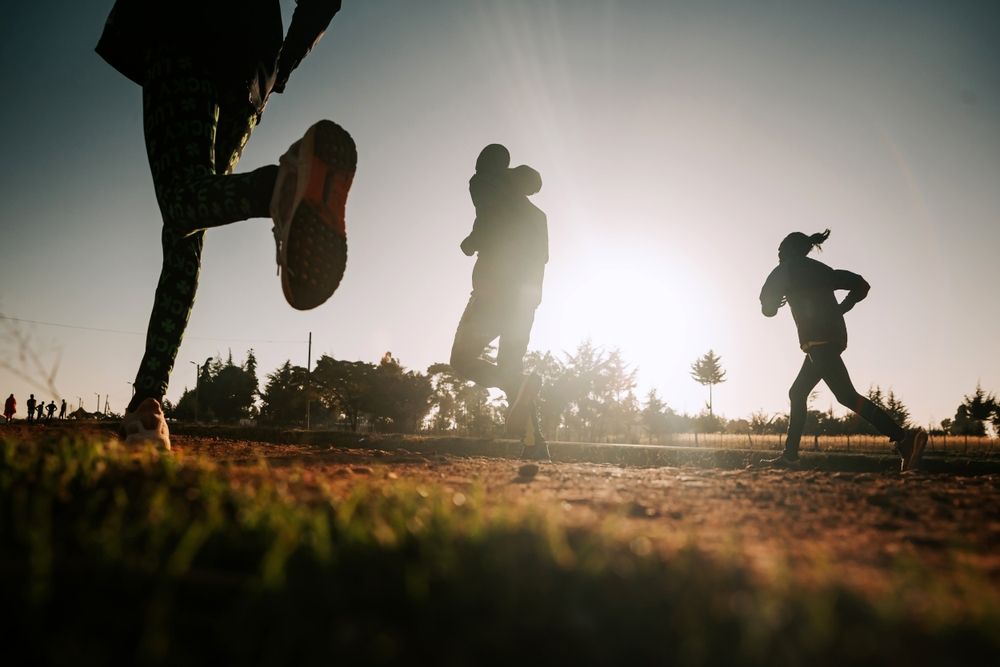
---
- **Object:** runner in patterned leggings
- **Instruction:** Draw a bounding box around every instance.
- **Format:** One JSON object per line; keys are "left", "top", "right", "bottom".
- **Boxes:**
{"left": 96, "top": 0, "right": 354, "bottom": 449}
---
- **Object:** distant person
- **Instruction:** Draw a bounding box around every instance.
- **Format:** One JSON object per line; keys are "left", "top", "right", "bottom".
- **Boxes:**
{"left": 59, "top": 399, "right": 67, "bottom": 420}
{"left": 25, "top": 394, "right": 36, "bottom": 423}
{"left": 36, "top": 402, "right": 46, "bottom": 422}
{"left": 759, "top": 229, "right": 927, "bottom": 471}
{"left": 46, "top": 401, "right": 57, "bottom": 421}
{"left": 451, "top": 146, "right": 550, "bottom": 460}
{"left": 3, "top": 394, "right": 15, "bottom": 423}
{"left": 96, "top": 0, "right": 356, "bottom": 450}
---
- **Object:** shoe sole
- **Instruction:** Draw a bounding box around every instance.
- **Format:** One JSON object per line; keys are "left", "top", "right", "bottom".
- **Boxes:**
{"left": 506, "top": 375, "right": 542, "bottom": 437}
{"left": 281, "top": 120, "right": 357, "bottom": 311}
{"left": 904, "top": 430, "right": 928, "bottom": 472}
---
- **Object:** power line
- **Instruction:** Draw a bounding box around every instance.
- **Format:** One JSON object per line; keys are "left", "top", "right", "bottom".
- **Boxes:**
{"left": 0, "top": 315, "right": 306, "bottom": 345}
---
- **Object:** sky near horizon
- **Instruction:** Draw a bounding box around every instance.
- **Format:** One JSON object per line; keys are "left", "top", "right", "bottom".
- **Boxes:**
{"left": 1, "top": 0, "right": 999, "bottom": 427}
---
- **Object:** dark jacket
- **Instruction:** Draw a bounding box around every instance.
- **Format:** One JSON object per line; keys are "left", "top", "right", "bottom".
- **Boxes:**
{"left": 760, "top": 256, "right": 869, "bottom": 352}
{"left": 96, "top": 0, "right": 341, "bottom": 110}
{"left": 471, "top": 195, "right": 548, "bottom": 303}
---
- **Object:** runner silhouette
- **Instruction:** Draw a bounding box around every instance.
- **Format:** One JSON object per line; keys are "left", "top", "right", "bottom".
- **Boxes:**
{"left": 451, "top": 146, "right": 549, "bottom": 460}
{"left": 96, "top": 0, "right": 355, "bottom": 450}
{"left": 759, "top": 229, "right": 927, "bottom": 471}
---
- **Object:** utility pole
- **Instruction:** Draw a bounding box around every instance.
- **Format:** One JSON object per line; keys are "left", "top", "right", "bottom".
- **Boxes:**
{"left": 190, "top": 361, "right": 200, "bottom": 422}
{"left": 94, "top": 393, "right": 100, "bottom": 413}
{"left": 306, "top": 331, "right": 312, "bottom": 430}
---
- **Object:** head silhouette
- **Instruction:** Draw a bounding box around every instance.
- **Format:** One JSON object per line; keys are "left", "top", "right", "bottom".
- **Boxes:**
{"left": 510, "top": 164, "right": 542, "bottom": 196}
{"left": 778, "top": 229, "right": 830, "bottom": 262}
{"left": 476, "top": 144, "right": 510, "bottom": 174}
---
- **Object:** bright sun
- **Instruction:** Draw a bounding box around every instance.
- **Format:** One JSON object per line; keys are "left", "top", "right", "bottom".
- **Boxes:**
{"left": 531, "top": 238, "right": 717, "bottom": 413}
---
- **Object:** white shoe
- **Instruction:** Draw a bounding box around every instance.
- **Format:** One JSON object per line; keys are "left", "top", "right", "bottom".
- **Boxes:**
{"left": 271, "top": 120, "right": 356, "bottom": 311}
{"left": 122, "top": 398, "right": 171, "bottom": 451}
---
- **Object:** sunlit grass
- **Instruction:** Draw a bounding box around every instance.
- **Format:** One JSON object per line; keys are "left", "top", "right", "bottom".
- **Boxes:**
{"left": 1, "top": 434, "right": 997, "bottom": 665}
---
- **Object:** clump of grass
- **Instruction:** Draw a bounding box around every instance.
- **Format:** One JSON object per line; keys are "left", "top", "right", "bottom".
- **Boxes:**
{"left": 1, "top": 435, "right": 997, "bottom": 666}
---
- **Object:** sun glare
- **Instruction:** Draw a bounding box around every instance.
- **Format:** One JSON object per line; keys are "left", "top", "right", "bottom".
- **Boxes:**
{"left": 535, "top": 238, "right": 715, "bottom": 411}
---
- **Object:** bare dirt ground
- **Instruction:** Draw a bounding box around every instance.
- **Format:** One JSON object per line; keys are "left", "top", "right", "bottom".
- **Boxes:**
{"left": 178, "top": 435, "right": 1000, "bottom": 609}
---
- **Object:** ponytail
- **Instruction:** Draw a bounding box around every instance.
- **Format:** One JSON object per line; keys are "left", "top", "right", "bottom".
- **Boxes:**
{"left": 808, "top": 229, "right": 831, "bottom": 250}
{"left": 778, "top": 229, "right": 831, "bottom": 258}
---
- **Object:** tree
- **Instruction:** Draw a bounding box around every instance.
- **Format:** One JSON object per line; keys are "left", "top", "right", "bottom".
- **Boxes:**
{"left": 690, "top": 350, "right": 726, "bottom": 418}
{"left": 172, "top": 350, "right": 258, "bottom": 422}
{"left": 367, "top": 352, "right": 433, "bottom": 433}
{"left": 312, "top": 356, "right": 376, "bottom": 431}
{"left": 426, "top": 362, "right": 502, "bottom": 436}
{"left": 862, "top": 385, "right": 910, "bottom": 433}
{"left": 554, "top": 341, "right": 639, "bottom": 443}
{"left": 259, "top": 360, "right": 313, "bottom": 426}
{"left": 949, "top": 384, "right": 997, "bottom": 436}
{"left": 641, "top": 389, "right": 670, "bottom": 444}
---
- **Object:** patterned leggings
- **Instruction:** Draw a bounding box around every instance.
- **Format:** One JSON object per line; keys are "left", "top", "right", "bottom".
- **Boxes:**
{"left": 129, "top": 55, "right": 278, "bottom": 411}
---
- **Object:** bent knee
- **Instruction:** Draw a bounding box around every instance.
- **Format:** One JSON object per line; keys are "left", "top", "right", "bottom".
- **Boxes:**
{"left": 788, "top": 386, "right": 810, "bottom": 404}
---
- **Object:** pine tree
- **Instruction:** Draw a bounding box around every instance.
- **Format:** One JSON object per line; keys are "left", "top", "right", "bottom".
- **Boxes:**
{"left": 689, "top": 350, "right": 726, "bottom": 417}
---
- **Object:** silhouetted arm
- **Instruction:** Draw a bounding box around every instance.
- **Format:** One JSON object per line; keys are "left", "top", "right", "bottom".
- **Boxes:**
{"left": 460, "top": 232, "right": 478, "bottom": 256}
{"left": 273, "top": 0, "right": 343, "bottom": 93}
{"left": 759, "top": 266, "right": 787, "bottom": 317}
{"left": 833, "top": 269, "right": 870, "bottom": 314}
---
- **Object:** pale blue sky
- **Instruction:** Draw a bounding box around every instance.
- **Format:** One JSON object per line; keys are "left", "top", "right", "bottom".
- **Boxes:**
{"left": 1, "top": 0, "right": 998, "bottom": 426}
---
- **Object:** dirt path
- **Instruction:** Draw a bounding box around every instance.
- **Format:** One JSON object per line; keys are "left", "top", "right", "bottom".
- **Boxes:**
{"left": 177, "top": 435, "right": 1000, "bottom": 607}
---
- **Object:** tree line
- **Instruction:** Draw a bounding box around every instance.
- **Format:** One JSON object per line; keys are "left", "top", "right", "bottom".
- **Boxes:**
{"left": 164, "top": 345, "right": 1000, "bottom": 440}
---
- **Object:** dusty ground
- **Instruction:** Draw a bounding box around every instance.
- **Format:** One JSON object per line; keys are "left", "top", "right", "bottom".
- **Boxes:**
{"left": 177, "top": 435, "right": 1000, "bottom": 609}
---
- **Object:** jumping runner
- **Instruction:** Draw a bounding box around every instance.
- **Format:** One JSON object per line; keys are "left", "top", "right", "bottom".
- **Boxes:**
{"left": 759, "top": 229, "right": 927, "bottom": 471}
{"left": 96, "top": 0, "right": 355, "bottom": 449}
{"left": 451, "top": 146, "right": 550, "bottom": 459}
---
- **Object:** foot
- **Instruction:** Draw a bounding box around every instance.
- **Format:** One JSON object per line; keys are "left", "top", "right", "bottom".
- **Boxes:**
{"left": 519, "top": 433, "right": 551, "bottom": 461}
{"left": 271, "top": 120, "right": 357, "bottom": 311}
{"left": 505, "top": 373, "right": 542, "bottom": 437}
{"left": 762, "top": 451, "right": 800, "bottom": 469}
{"left": 122, "top": 398, "right": 171, "bottom": 451}
{"left": 897, "top": 428, "right": 928, "bottom": 472}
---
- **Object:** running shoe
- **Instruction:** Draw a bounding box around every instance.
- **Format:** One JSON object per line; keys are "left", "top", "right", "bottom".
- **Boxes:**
{"left": 762, "top": 451, "right": 801, "bottom": 469}
{"left": 506, "top": 373, "right": 542, "bottom": 437}
{"left": 271, "top": 120, "right": 357, "bottom": 310}
{"left": 122, "top": 398, "right": 171, "bottom": 451}
{"left": 519, "top": 427, "right": 551, "bottom": 461}
{"left": 899, "top": 428, "right": 929, "bottom": 472}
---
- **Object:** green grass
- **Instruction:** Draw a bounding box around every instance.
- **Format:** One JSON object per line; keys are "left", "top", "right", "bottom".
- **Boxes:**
{"left": 1, "top": 435, "right": 997, "bottom": 666}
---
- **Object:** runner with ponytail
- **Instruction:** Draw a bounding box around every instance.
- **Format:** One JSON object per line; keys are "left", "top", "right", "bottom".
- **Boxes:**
{"left": 759, "top": 229, "right": 927, "bottom": 470}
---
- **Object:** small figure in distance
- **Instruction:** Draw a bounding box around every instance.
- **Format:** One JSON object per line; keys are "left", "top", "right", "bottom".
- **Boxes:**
{"left": 759, "top": 229, "right": 927, "bottom": 472}
{"left": 59, "top": 398, "right": 67, "bottom": 420}
{"left": 3, "top": 394, "right": 15, "bottom": 423}
{"left": 46, "top": 401, "right": 57, "bottom": 421}
{"left": 25, "top": 394, "right": 35, "bottom": 423}
{"left": 451, "top": 146, "right": 550, "bottom": 460}
{"left": 96, "top": 0, "right": 355, "bottom": 451}
{"left": 36, "top": 401, "right": 46, "bottom": 422}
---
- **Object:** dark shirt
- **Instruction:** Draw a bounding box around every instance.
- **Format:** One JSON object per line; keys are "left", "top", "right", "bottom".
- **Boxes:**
{"left": 470, "top": 195, "right": 548, "bottom": 302}
{"left": 463, "top": 171, "right": 514, "bottom": 255}
{"left": 96, "top": 0, "right": 341, "bottom": 110}
{"left": 760, "top": 256, "right": 869, "bottom": 351}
